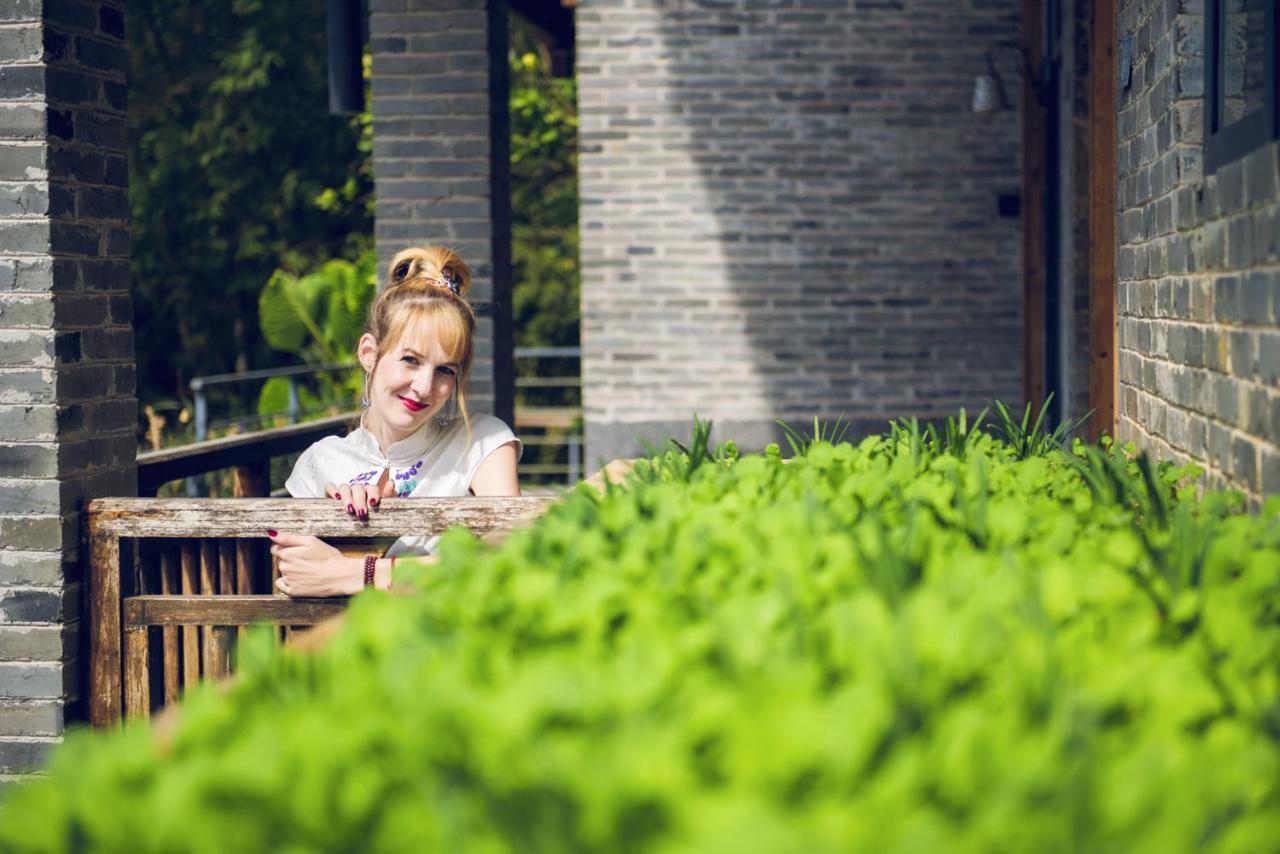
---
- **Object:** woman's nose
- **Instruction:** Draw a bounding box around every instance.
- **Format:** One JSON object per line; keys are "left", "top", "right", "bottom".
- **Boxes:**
{"left": 411, "top": 372, "right": 432, "bottom": 397}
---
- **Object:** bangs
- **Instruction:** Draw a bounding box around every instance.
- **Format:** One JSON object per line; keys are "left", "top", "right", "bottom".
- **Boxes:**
{"left": 382, "top": 301, "right": 471, "bottom": 366}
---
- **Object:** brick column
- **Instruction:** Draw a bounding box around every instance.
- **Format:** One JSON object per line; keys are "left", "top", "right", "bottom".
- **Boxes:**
{"left": 0, "top": 0, "right": 135, "bottom": 784}
{"left": 369, "top": 0, "right": 513, "bottom": 426}
{"left": 1114, "top": 1, "right": 1280, "bottom": 504}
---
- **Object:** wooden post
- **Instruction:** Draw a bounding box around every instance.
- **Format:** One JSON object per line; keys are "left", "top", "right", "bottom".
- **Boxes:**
{"left": 235, "top": 540, "right": 255, "bottom": 594}
{"left": 212, "top": 540, "right": 237, "bottom": 678}
{"left": 159, "top": 549, "right": 180, "bottom": 705}
{"left": 88, "top": 527, "right": 122, "bottom": 727}
{"left": 180, "top": 543, "right": 199, "bottom": 688}
{"left": 199, "top": 540, "right": 216, "bottom": 675}
{"left": 233, "top": 463, "right": 270, "bottom": 498}
{"left": 123, "top": 626, "right": 150, "bottom": 720}
{"left": 1088, "top": 0, "right": 1118, "bottom": 441}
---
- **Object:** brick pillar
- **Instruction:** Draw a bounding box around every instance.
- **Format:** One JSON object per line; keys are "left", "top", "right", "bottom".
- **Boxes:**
{"left": 369, "top": 0, "right": 513, "bottom": 426}
{"left": 0, "top": 0, "right": 135, "bottom": 784}
{"left": 1114, "top": 1, "right": 1280, "bottom": 503}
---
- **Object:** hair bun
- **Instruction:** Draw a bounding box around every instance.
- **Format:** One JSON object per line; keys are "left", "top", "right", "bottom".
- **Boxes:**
{"left": 387, "top": 246, "right": 472, "bottom": 297}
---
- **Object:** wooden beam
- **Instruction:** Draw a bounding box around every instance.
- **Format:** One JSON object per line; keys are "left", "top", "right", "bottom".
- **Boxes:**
{"left": 1088, "top": 0, "right": 1119, "bottom": 441}
{"left": 180, "top": 543, "right": 199, "bottom": 689}
{"left": 86, "top": 496, "right": 557, "bottom": 538}
{"left": 159, "top": 549, "right": 180, "bottom": 704}
{"left": 136, "top": 413, "right": 351, "bottom": 493}
{"left": 123, "top": 627, "right": 150, "bottom": 720}
{"left": 125, "top": 596, "right": 349, "bottom": 627}
{"left": 87, "top": 527, "right": 122, "bottom": 727}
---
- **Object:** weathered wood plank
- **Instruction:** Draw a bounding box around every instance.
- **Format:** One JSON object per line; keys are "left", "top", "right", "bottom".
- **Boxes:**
{"left": 124, "top": 626, "right": 150, "bottom": 720}
{"left": 220, "top": 539, "right": 242, "bottom": 660}
{"left": 235, "top": 539, "right": 254, "bottom": 594}
{"left": 85, "top": 497, "right": 556, "bottom": 538}
{"left": 159, "top": 550, "right": 180, "bottom": 705}
{"left": 180, "top": 543, "right": 199, "bottom": 689}
{"left": 199, "top": 540, "right": 216, "bottom": 676}
{"left": 232, "top": 463, "right": 270, "bottom": 498}
{"left": 125, "top": 596, "right": 349, "bottom": 627}
{"left": 88, "top": 528, "right": 122, "bottom": 727}
{"left": 218, "top": 540, "right": 234, "bottom": 595}
{"left": 207, "top": 626, "right": 235, "bottom": 679}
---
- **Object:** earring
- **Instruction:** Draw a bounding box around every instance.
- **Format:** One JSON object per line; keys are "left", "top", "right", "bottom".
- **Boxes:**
{"left": 361, "top": 372, "right": 370, "bottom": 409}
{"left": 435, "top": 395, "right": 456, "bottom": 427}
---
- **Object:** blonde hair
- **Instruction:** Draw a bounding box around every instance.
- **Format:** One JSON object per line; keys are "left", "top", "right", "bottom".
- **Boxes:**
{"left": 362, "top": 246, "right": 477, "bottom": 429}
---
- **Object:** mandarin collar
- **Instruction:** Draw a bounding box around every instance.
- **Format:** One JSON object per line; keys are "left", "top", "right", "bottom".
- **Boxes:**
{"left": 352, "top": 420, "right": 443, "bottom": 466}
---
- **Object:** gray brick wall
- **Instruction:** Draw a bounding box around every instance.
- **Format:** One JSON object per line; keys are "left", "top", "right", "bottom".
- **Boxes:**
{"left": 0, "top": 0, "right": 135, "bottom": 784}
{"left": 1115, "top": 0, "right": 1279, "bottom": 503}
{"left": 369, "top": 0, "right": 512, "bottom": 424}
{"left": 576, "top": 0, "right": 1025, "bottom": 463}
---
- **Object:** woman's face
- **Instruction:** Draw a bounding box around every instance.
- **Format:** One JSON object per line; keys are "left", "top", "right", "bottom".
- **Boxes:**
{"left": 359, "top": 330, "right": 459, "bottom": 444}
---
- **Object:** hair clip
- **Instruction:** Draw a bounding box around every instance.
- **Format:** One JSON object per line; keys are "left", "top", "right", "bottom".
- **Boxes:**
{"left": 433, "top": 274, "right": 460, "bottom": 295}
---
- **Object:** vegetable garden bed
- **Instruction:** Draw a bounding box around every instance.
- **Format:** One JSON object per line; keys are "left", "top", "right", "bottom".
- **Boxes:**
{"left": 3, "top": 418, "right": 1278, "bottom": 852}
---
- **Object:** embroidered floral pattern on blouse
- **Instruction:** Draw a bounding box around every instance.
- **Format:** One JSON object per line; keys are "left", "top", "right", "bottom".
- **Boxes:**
{"left": 349, "top": 469, "right": 380, "bottom": 485}
{"left": 394, "top": 459, "right": 424, "bottom": 497}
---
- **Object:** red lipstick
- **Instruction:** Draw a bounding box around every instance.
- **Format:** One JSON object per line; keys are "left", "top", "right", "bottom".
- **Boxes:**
{"left": 399, "top": 396, "right": 427, "bottom": 412}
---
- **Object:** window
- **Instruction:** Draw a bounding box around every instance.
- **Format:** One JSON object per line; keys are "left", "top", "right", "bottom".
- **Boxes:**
{"left": 1204, "top": 0, "right": 1278, "bottom": 171}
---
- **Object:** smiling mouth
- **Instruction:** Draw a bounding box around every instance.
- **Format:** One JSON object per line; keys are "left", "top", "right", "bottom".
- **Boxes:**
{"left": 398, "top": 396, "right": 428, "bottom": 412}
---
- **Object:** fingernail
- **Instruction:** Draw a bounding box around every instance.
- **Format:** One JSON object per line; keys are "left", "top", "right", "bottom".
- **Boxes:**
{"left": 358, "top": 509, "right": 367, "bottom": 520}
{"left": 335, "top": 495, "right": 343, "bottom": 501}
{"left": 370, "top": 497, "right": 378, "bottom": 506}
{"left": 266, "top": 529, "right": 277, "bottom": 537}
{"left": 347, "top": 504, "right": 354, "bottom": 514}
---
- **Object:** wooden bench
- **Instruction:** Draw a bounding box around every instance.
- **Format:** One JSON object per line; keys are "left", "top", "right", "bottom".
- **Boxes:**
{"left": 86, "top": 496, "right": 556, "bottom": 727}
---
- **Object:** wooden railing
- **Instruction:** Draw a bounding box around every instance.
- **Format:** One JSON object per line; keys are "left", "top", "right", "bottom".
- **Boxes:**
{"left": 137, "top": 413, "right": 352, "bottom": 496}
{"left": 86, "top": 496, "right": 556, "bottom": 727}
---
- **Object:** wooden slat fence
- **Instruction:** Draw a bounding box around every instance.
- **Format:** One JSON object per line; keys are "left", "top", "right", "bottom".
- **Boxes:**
{"left": 87, "top": 496, "right": 556, "bottom": 727}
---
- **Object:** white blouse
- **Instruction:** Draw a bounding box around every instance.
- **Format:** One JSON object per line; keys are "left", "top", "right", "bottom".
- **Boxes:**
{"left": 284, "top": 414, "right": 521, "bottom": 556}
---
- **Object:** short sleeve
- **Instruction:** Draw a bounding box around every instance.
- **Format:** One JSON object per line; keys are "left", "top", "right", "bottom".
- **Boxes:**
{"left": 284, "top": 445, "right": 325, "bottom": 497}
{"left": 464, "top": 416, "right": 522, "bottom": 488}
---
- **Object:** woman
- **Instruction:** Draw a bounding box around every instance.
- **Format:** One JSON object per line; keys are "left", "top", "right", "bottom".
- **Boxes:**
{"left": 268, "top": 246, "right": 520, "bottom": 597}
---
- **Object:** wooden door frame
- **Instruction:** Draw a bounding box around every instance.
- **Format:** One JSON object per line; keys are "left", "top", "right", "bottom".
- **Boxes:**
{"left": 1087, "top": 0, "right": 1118, "bottom": 440}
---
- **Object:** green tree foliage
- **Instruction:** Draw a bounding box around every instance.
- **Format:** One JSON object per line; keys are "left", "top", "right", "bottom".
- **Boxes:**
{"left": 255, "top": 249, "right": 377, "bottom": 419}
{"left": 509, "top": 14, "right": 580, "bottom": 357}
{"left": 129, "top": 0, "right": 373, "bottom": 407}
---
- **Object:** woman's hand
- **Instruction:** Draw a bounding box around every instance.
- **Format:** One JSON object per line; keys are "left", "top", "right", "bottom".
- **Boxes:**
{"left": 325, "top": 477, "right": 396, "bottom": 519}
{"left": 269, "top": 531, "right": 362, "bottom": 597}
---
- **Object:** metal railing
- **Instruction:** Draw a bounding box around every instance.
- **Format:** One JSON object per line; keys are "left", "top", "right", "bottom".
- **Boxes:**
{"left": 190, "top": 362, "right": 352, "bottom": 442}
{"left": 514, "top": 346, "right": 582, "bottom": 483}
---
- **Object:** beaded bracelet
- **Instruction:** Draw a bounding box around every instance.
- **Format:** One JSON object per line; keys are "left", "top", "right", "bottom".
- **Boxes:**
{"left": 363, "top": 554, "right": 376, "bottom": 588}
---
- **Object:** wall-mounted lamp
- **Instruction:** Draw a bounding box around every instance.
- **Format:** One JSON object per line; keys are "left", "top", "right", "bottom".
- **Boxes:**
{"left": 972, "top": 41, "right": 1044, "bottom": 114}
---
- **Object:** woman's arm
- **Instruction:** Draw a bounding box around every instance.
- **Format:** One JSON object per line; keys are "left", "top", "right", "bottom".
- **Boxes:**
{"left": 269, "top": 531, "right": 394, "bottom": 596}
{"left": 469, "top": 441, "right": 520, "bottom": 496}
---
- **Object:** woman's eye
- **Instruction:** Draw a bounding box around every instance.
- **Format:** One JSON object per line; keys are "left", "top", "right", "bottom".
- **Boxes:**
{"left": 401, "top": 355, "right": 419, "bottom": 366}
{"left": 437, "top": 365, "right": 456, "bottom": 377}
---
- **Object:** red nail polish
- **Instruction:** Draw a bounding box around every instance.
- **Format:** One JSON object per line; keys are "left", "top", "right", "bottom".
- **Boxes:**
{"left": 370, "top": 497, "right": 378, "bottom": 506}
{"left": 267, "top": 529, "right": 277, "bottom": 537}
{"left": 347, "top": 504, "right": 354, "bottom": 513}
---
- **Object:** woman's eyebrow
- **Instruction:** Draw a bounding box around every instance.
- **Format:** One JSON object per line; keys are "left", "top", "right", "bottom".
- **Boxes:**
{"left": 402, "top": 346, "right": 457, "bottom": 368}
